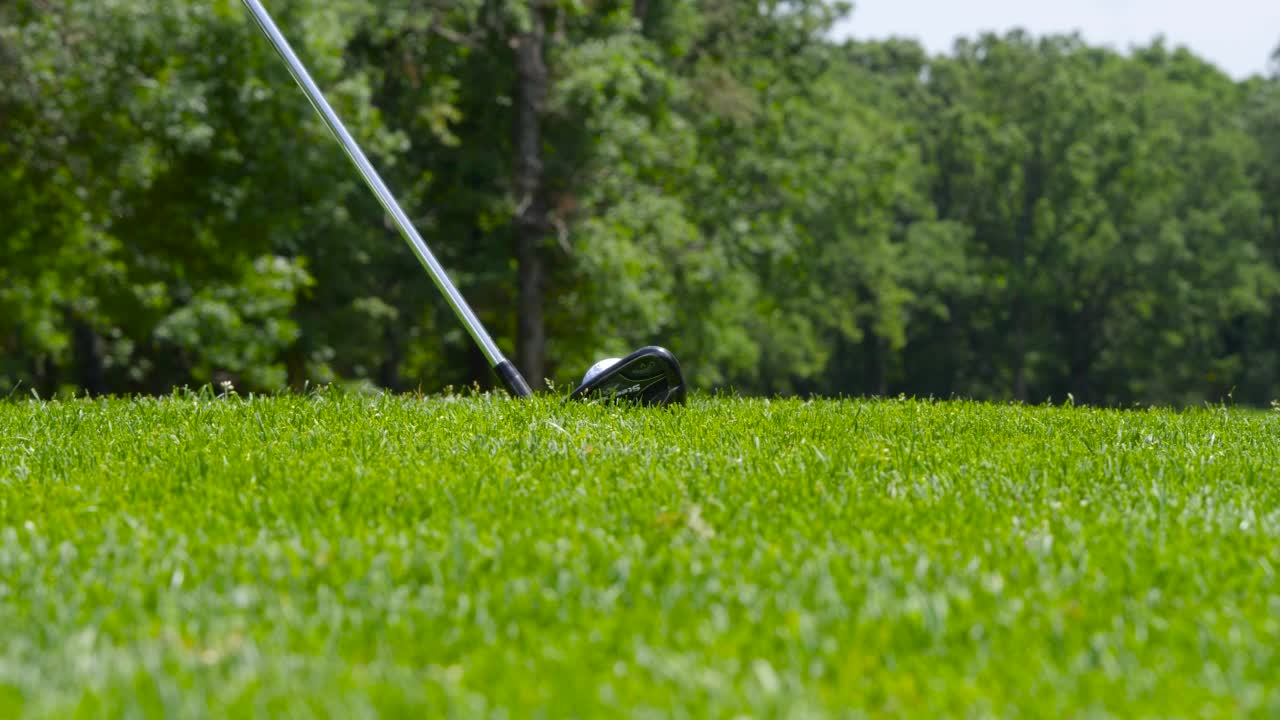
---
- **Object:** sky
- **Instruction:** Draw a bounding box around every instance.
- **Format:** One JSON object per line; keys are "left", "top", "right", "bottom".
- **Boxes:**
{"left": 834, "top": 0, "right": 1280, "bottom": 79}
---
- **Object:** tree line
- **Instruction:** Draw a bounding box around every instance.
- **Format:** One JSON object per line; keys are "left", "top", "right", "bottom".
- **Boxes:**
{"left": 2, "top": 0, "right": 1278, "bottom": 406}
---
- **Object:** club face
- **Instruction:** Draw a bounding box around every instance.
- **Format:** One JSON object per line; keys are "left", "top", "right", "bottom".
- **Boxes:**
{"left": 568, "top": 346, "right": 686, "bottom": 406}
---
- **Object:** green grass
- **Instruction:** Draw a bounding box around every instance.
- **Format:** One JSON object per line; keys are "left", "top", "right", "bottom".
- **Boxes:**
{"left": 1, "top": 391, "right": 1278, "bottom": 718}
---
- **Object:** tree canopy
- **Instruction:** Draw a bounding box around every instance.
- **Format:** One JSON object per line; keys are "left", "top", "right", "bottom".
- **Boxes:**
{"left": 3, "top": 1, "right": 1278, "bottom": 406}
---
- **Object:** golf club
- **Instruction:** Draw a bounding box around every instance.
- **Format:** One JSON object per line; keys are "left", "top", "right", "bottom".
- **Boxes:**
{"left": 241, "top": 0, "right": 685, "bottom": 405}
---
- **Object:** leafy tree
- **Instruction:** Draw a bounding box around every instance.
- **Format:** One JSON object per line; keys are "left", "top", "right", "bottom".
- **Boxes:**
{"left": 2, "top": 2, "right": 1277, "bottom": 406}
{"left": 910, "top": 33, "right": 1275, "bottom": 404}
{"left": 0, "top": 0, "right": 395, "bottom": 395}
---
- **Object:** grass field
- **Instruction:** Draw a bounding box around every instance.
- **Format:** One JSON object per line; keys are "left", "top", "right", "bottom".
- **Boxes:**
{"left": 1, "top": 390, "right": 1278, "bottom": 717}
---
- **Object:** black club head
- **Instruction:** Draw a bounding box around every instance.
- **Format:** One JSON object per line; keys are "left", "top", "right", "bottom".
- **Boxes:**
{"left": 567, "top": 346, "right": 687, "bottom": 406}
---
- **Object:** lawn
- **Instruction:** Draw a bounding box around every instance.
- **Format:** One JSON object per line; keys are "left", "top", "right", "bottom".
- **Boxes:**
{"left": 1, "top": 391, "right": 1278, "bottom": 717}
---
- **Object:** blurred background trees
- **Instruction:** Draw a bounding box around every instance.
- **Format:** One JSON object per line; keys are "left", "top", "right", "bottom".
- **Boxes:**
{"left": 2, "top": 0, "right": 1278, "bottom": 406}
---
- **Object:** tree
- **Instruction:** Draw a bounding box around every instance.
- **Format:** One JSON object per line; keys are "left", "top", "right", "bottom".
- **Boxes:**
{"left": 0, "top": 0, "right": 388, "bottom": 395}
{"left": 909, "top": 33, "right": 1275, "bottom": 405}
{"left": 3, "top": 2, "right": 1277, "bottom": 406}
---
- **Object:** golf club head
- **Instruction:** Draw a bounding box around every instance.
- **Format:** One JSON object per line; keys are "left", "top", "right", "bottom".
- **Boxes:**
{"left": 568, "top": 346, "right": 687, "bottom": 406}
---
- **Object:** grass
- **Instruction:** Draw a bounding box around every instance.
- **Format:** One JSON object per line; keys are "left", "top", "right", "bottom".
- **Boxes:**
{"left": 1, "top": 389, "right": 1278, "bottom": 718}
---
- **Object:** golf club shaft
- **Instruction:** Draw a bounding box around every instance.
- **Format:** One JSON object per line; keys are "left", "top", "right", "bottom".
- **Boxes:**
{"left": 240, "top": 0, "right": 532, "bottom": 398}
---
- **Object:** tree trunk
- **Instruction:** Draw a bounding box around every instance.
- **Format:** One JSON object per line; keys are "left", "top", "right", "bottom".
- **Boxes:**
{"left": 467, "top": 340, "right": 489, "bottom": 393}
{"left": 1013, "top": 310, "right": 1028, "bottom": 403}
{"left": 68, "top": 311, "right": 106, "bottom": 397}
{"left": 513, "top": 4, "right": 549, "bottom": 386}
{"left": 862, "top": 332, "right": 888, "bottom": 397}
{"left": 378, "top": 323, "right": 401, "bottom": 392}
{"left": 1068, "top": 307, "right": 1096, "bottom": 404}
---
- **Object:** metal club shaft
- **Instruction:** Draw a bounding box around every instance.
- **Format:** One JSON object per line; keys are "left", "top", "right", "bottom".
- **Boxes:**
{"left": 240, "top": 0, "right": 532, "bottom": 397}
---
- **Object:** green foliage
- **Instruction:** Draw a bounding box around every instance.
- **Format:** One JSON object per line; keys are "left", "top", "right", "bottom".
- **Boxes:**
{"left": 2, "top": 2, "right": 1278, "bottom": 405}
{"left": 0, "top": 0, "right": 397, "bottom": 396}
{"left": 2, "top": 394, "right": 1280, "bottom": 715}
{"left": 906, "top": 33, "right": 1278, "bottom": 404}
{"left": 153, "top": 255, "right": 312, "bottom": 390}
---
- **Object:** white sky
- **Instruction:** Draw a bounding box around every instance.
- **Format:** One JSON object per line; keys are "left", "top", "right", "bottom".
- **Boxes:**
{"left": 834, "top": 0, "right": 1280, "bottom": 79}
